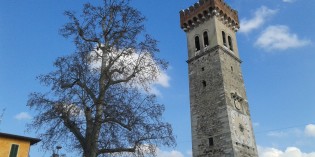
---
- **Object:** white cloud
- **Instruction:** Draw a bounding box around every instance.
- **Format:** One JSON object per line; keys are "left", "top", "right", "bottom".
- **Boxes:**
{"left": 155, "top": 71, "right": 170, "bottom": 88}
{"left": 259, "top": 146, "right": 283, "bottom": 157}
{"left": 108, "top": 145, "right": 185, "bottom": 157}
{"left": 132, "top": 146, "right": 186, "bottom": 157}
{"left": 305, "top": 124, "right": 315, "bottom": 137}
{"left": 186, "top": 150, "right": 192, "bottom": 157}
{"left": 239, "top": 6, "right": 277, "bottom": 34}
{"left": 258, "top": 146, "right": 315, "bottom": 157}
{"left": 283, "top": 0, "right": 295, "bottom": 3}
{"left": 157, "top": 147, "right": 315, "bottom": 157}
{"left": 54, "top": 103, "right": 84, "bottom": 118}
{"left": 89, "top": 48, "right": 171, "bottom": 95}
{"left": 14, "top": 112, "right": 32, "bottom": 120}
{"left": 156, "top": 149, "right": 184, "bottom": 157}
{"left": 150, "top": 71, "right": 171, "bottom": 96}
{"left": 255, "top": 25, "right": 311, "bottom": 51}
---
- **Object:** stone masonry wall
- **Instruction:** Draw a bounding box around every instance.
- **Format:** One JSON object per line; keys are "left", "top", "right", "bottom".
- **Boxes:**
{"left": 188, "top": 48, "right": 234, "bottom": 157}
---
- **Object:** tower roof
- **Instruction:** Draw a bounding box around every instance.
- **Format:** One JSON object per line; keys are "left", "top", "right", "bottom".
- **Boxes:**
{"left": 180, "top": 0, "right": 239, "bottom": 32}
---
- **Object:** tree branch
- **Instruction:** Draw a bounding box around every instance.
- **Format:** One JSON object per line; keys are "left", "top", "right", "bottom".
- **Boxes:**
{"left": 59, "top": 109, "right": 85, "bottom": 147}
{"left": 78, "top": 27, "right": 102, "bottom": 47}
{"left": 104, "top": 117, "right": 132, "bottom": 131}
{"left": 76, "top": 80, "right": 98, "bottom": 104}
{"left": 98, "top": 147, "right": 135, "bottom": 154}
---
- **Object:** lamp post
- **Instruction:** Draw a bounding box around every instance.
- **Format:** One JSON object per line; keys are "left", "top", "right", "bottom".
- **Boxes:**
{"left": 52, "top": 145, "right": 62, "bottom": 157}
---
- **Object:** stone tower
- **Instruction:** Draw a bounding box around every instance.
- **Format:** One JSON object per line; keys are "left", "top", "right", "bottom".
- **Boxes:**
{"left": 179, "top": 0, "right": 258, "bottom": 156}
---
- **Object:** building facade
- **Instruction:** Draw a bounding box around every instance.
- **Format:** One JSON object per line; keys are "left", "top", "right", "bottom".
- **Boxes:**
{"left": 180, "top": 0, "right": 258, "bottom": 156}
{"left": 0, "top": 132, "right": 40, "bottom": 157}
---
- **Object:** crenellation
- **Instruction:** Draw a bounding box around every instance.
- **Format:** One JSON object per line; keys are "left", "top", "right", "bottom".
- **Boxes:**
{"left": 180, "top": 0, "right": 239, "bottom": 32}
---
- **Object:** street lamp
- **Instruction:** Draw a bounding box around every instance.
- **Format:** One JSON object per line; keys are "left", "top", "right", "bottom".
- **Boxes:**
{"left": 52, "top": 145, "right": 62, "bottom": 157}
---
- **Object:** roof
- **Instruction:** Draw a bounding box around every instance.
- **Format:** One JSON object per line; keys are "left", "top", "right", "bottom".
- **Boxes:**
{"left": 0, "top": 132, "right": 41, "bottom": 145}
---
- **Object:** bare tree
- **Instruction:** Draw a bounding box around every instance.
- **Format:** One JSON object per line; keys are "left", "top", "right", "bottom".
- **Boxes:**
{"left": 27, "top": 0, "right": 175, "bottom": 157}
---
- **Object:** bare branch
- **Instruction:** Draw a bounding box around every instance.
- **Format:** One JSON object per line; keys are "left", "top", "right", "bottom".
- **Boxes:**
{"left": 104, "top": 117, "right": 132, "bottom": 131}
{"left": 28, "top": 1, "right": 174, "bottom": 157}
{"left": 98, "top": 147, "right": 136, "bottom": 154}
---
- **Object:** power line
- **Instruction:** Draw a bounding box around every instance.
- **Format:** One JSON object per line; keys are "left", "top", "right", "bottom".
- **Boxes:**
{"left": 175, "top": 122, "right": 315, "bottom": 143}
{"left": 255, "top": 122, "right": 315, "bottom": 134}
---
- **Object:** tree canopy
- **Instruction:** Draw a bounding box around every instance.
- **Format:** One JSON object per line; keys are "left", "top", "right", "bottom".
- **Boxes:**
{"left": 28, "top": 0, "right": 175, "bottom": 156}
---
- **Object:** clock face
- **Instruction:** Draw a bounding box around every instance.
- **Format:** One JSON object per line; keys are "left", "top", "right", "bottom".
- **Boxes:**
{"left": 230, "top": 110, "right": 252, "bottom": 147}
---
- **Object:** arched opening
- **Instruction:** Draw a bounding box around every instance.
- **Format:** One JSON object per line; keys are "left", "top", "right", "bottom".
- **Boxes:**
{"left": 209, "top": 137, "right": 214, "bottom": 147}
{"left": 195, "top": 36, "right": 201, "bottom": 51}
{"left": 222, "top": 31, "right": 227, "bottom": 46}
{"left": 228, "top": 36, "right": 233, "bottom": 51}
{"left": 203, "top": 31, "right": 209, "bottom": 47}
{"left": 202, "top": 80, "right": 207, "bottom": 87}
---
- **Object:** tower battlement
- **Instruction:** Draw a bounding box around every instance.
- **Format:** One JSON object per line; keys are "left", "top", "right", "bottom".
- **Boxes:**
{"left": 180, "top": 0, "right": 239, "bottom": 32}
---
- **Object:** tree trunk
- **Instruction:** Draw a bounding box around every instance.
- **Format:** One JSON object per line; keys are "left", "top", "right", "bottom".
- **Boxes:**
{"left": 83, "top": 145, "right": 98, "bottom": 157}
{"left": 84, "top": 130, "right": 98, "bottom": 157}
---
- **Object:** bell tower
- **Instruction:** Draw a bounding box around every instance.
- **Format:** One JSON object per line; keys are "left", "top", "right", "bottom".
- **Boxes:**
{"left": 180, "top": 0, "right": 258, "bottom": 156}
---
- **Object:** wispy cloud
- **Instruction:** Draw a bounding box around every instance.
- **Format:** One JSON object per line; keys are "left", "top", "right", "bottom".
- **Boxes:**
{"left": 253, "top": 122, "right": 260, "bottom": 127}
{"left": 283, "top": 0, "right": 295, "bottom": 3}
{"left": 239, "top": 6, "right": 277, "bottom": 34}
{"left": 267, "top": 131, "right": 289, "bottom": 138}
{"left": 255, "top": 25, "right": 311, "bottom": 51}
{"left": 258, "top": 146, "right": 315, "bottom": 157}
{"left": 305, "top": 124, "right": 315, "bottom": 137}
{"left": 267, "top": 128, "right": 303, "bottom": 138}
{"left": 14, "top": 112, "right": 32, "bottom": 120}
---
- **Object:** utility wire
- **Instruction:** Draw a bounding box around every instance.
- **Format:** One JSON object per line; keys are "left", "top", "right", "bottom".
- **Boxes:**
{"left": 255, "top": 122, "right": 315, "bottom": 134}
{"left": 175, "top": 122, "right": 315, "bottom": 143}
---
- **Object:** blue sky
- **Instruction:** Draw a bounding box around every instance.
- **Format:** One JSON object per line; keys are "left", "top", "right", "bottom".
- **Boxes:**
{"left": 1, "top": 0, "right": 315, "bottom": 157}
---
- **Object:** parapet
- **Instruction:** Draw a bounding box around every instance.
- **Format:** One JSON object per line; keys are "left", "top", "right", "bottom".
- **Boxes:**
{"left": 180, "top": 0, "right": 239, "bottom": 32}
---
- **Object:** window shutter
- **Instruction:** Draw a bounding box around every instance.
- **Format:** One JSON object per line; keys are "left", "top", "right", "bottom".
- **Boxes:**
{"left": 9, "top": 144, "right": 19, "bottom": 157}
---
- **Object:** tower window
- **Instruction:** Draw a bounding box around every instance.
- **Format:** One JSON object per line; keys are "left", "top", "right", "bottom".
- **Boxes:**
{"left": 195, "top": 36, "right": 201, "bottom": 51}
{"left": 202, "top": 80, "right": 207, "bottom": 87}
{"left": 9, "top": 144, "right": 19, "bottom": 157}
{"left": 209, "top": 137, "right": 214, "bottom": 146}
{"left": 203, "top": 31, "right": 209, "bottom": 47}
{"left": 222, "top": 31, "right": 227, "bottom": 46}
{"left": 231, "top": 66, "right": 233, "bottom": 72}
{"left": 201, "top": 67, "right": 205, "bottom": 71}
{"left": 228, "top": 36, "right": 233, "bottom": 51}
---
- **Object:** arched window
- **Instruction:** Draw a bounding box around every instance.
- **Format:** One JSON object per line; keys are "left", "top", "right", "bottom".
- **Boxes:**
{"left": 202, "top": 80, "right": 207, "bottom": 87}
{"left": 228, "top": 36, "right": 233, "bottom": 51}
{"left": 195, "top": 36, "right": 200, "bottom": 51}
{"left": 203, "top": 31, "right": 209, "bottom": 47}
{"left": 222, "top": 31, "right": 227, "bottom": 46}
